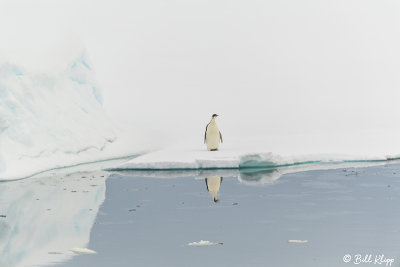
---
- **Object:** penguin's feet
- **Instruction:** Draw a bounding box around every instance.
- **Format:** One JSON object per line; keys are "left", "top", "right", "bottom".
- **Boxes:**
{"left": 210, "top": 149, "right": 219, "bottom": 151}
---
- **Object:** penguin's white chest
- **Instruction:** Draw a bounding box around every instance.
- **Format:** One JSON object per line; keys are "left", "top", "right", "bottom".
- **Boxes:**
{"left": 205, "top": 122, "right": 220, "bottom": 150}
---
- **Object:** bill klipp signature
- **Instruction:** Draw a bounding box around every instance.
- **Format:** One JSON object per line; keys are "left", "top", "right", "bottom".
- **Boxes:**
{"left": 343, "top": 254, "right": 394, "bottom": 266}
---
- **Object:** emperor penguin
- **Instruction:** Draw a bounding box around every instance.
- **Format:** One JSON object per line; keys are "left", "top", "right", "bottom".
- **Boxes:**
{"left": 205, "top": 176, "right": 223, "bottom": 202}
{"left": 204, "top": 114, "right": 223, "bottom": 151}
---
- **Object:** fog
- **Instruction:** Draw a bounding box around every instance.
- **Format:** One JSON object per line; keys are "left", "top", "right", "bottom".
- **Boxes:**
{"left": 2, "top": 0, "right": 400, "bottom": 145}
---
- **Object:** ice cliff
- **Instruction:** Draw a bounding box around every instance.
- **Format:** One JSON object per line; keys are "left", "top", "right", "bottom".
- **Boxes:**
{"left": 0, "top": 53, "right": 116, "bottom": 180}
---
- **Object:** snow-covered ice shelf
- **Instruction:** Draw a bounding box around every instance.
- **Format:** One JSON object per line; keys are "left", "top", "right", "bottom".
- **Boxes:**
{"left": 112, "top": 134, "right": 400, "bottom": 172}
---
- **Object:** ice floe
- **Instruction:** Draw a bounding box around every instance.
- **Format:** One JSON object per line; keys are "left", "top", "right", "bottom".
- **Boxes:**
{"left": 288, "top": 240, "right": 308, "bottom": 244}
{"left": 188, "top": 240, "right": 223, "bottom": 247}
{"left": 71, "top": 248, "right": 97, "bottom": 255}
{"left": 112, "top": 135, "right": 400, "bottom": 181}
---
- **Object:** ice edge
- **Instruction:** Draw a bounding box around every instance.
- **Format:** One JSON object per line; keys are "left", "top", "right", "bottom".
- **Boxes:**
{"left": 107, "top": 157, "right": 400, "bottom": 172}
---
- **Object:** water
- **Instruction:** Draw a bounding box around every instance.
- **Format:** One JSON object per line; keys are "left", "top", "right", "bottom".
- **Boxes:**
{"left": 1, "top": 164, "right": 400, "bottom": 266}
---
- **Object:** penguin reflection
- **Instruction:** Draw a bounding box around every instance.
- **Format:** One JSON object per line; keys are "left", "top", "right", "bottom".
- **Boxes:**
{"left": 205, "top": 176, "right": 223, "bottom": 202}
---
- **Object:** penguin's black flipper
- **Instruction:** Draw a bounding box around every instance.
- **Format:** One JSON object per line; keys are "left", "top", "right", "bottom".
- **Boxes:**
{"left": 204, "top": 123, "right": 210, "bottom": 144}
{"left": 219, "top": 131, "right": 223, "bottom": 143}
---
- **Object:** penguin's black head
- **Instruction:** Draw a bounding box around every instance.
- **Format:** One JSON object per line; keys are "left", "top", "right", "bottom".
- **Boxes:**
{"left": 212, "top": 114, "right": 219, "bottom": 118}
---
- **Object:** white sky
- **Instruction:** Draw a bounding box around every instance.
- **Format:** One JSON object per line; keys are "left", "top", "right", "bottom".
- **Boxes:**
{"left": 1, "top": 0, "right": 400, "bottom": 145}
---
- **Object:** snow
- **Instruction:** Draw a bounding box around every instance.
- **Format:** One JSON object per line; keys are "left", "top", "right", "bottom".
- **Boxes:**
{"left": 113, "top": 132, "right": 400, "bottom": 175}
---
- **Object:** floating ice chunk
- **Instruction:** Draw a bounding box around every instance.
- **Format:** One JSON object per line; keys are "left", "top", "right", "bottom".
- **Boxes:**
{"left": 188, "top": 240, "right": 223, "bottom": 246}
{"left": 71, "top": 248, "right": 97, "bottom": 254}
{"left": 288, "top": 240, "right": 308, "bottom": 244}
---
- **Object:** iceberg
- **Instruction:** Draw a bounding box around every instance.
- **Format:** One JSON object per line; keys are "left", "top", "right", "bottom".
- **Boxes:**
{"left": 0, "top": 53, "right": 117, "bottom": 180}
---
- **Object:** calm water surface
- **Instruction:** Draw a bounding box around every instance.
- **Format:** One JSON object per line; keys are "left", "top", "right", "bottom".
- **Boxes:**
{"left": 1, "top": 164, "right": 400, "bottom": 267}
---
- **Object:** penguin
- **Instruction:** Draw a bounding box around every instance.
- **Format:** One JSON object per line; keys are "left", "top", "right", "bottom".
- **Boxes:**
{"left": 205, "top": 176, "right": 223, "bottom": 202}
{"left": 204, "top": 114, "right": 223, "bottom": 151}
